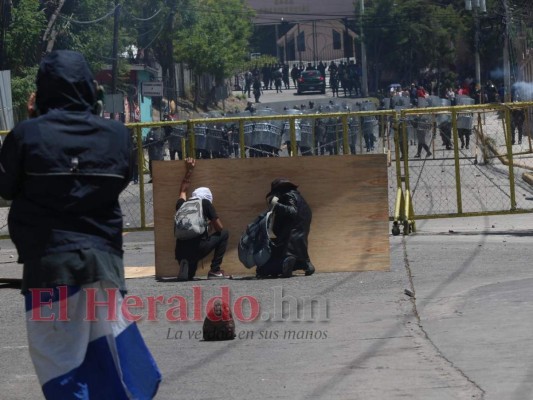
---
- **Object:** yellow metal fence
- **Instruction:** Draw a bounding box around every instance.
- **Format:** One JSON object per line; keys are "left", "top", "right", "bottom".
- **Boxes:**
{"left": 1, "top": 101, "right": 532, "bottom": 236}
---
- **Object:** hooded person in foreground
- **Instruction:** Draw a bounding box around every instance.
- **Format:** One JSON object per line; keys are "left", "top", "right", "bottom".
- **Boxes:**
{"left": 257, "top": 178, "right": 315, "bottom": 278}
{"left": 0, "top": 50, "right": 161, "bottom": 399}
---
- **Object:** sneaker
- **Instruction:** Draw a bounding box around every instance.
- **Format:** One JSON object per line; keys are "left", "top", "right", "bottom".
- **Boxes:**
{"left": 177, "top": 260, "right": 189, "bottom": 281}
{"left": 426, "top": 152, "right": 432, "bottom": 157}
{"left": 414, "top": 154, "right": 421, "bottom": 158}
{"left": 281, "top": 256, "right": 296, "bottom": 278}
{"left": 208, "top": 269, "right": 232, "bottom": 279}
{"left": 304, "top": 262, "right": 316, "bottom": 276}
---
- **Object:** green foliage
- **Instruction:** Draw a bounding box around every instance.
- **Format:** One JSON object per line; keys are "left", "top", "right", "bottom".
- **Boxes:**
{"left": 10, "top": 66, "right": 38, "bottom": 120}
{"left": 241, "top": 55, "right": 278, "bottom": 72}
{"left": 174, "top": 0, "right": 254, "bottom": 83}
{"left": 51, "top": 0, "right": 116, "bottom": 72}
{"left": 5, "top": 0, "right": 46, "bottom": 74}
{"left": 364, "top": 0, "right": 464, "bottom": 89}
{"left": 4, "top": 0, "right": 531, "bottom": 107}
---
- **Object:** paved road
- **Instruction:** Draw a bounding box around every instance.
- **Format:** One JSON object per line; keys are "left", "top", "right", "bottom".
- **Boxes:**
{"left": 1, "top": 90, "right": 532, "bottom": 398}
{"left": 1, "top": 213, "right": 533, "bottom": 399}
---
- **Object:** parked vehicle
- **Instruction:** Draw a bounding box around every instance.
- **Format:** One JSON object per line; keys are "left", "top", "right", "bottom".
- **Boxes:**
{"left": 297, "top": 70, "right": 326, "bottom": 95}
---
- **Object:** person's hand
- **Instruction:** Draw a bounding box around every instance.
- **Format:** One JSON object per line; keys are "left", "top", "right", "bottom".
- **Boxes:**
{"left": 27, "top": 92, "right": 37, "bottom": 118}
{"left": 185, "top": 158, "right": 195, "bottom": 172}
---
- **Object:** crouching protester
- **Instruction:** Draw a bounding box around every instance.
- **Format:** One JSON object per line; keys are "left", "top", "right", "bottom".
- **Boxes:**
{"left": 175, "top": 158, "right": 231, "bottom": 280}
{"left": 257, "top": 178, "right": 315, "bottom": 278}
{"left": 0, "top": 50, "right": 161, "bottom": 399}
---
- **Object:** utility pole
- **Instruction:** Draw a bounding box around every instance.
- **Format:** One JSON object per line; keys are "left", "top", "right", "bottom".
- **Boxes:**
{"left": 312, "top": 20, "right": 317, "bottom": 66}
{"left": 110, "top": 2, "right": 121, "bottom": 119}
{"left": 465, "top": 0, "right": 485, "bottom": 102}
{"left": 474, "top": 7, "right": 481, "bottom": 89}
{"left": 297, "top": 23, "right": 302, "bottom": 64}
{"left": 359, "top": 0, "right": 368, "bottom": 97}
{"left": 502, "top": 0, "right": 511, "bottom": 102}
{"left": 111, "top": 3, "right": 121, "bottom": 96}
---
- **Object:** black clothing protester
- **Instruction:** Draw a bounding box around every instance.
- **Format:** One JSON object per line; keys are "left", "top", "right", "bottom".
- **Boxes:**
{"left": 257, "top": 178, "right": 314, "bottom": 277}
{"left": 0, "top": 50, "right": 132, "bottom": 272}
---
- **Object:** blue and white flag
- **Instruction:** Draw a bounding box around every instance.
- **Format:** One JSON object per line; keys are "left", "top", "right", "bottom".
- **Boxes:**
{"left": 25, "top": 281, "right": 161, "bottom": 399}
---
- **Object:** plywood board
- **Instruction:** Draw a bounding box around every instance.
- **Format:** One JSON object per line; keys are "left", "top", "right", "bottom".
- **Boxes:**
{"left": 153, "top": 155, "right": 390, "bottom": 278}
{"left": 125, "top": 266, "right": 156, "bottom": 279}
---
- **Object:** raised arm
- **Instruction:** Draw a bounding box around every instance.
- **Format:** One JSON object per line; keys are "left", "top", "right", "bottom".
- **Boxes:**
{"left": 178, "top": 158, "right": 195, "bottom": 201}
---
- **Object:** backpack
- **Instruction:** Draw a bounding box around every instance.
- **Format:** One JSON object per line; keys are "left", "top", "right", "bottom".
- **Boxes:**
{"left": 238, "top": 211, "right": 272, "bottom": 269}
{"left": 203, "top": 300, "right": 236, "bottom": 341}
{"left": 174, "top": 198, "right": 208, "bottom": 240}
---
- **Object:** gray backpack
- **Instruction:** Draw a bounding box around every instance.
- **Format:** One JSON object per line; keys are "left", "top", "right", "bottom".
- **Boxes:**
{"left": 174, "top": 198, "right": 208, "bottom": 240}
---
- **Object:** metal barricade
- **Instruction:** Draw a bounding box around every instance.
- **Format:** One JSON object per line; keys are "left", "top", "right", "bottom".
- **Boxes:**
{"left": 361, "top": 101, "right": 378, "bottom": 152}
{"left": 391, "top": 95, "right": 411, "bottom": 108}
{"left": 246, "top": 108, "right": 283, "bottom": 157}
{"left": 204, "top": 111, "right": 228, "bottom": 157}
{"left": 193, "top": 123, "right": 209, "bottom": 156}
{"left": 318, "top": 104, "right": 341, "bottom": 155}
{"left": 300, "top": 110, "right": 314, "bottom": 155}
{"left": 435, "top": 98, "right": 453, "bottom": 150}
{"left": 456, "top": 96, "right": 475, "bottom": 130}
{"left": 282, "top": 108, "right": 303, "bottom": 142}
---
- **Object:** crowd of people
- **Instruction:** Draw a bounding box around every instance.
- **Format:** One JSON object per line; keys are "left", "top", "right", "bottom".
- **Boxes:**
{"left": 385, "top": 78, "right": 530, "bottom": 157}
{"left": 237, "top": 59, "right": 363, "bottom": 102}
{"left": 384, "top": 78, "right": 522, "bottom": 108}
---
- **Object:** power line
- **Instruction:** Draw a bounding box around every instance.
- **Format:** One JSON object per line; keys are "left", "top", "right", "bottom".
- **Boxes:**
{"left": 59, "top": 4, "right": 119, "bottom": 25}
{"left": 122, "top": 7, "right": 162, "bottom": 22}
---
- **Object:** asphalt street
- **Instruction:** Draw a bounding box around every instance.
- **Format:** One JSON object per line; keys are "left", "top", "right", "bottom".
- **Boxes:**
{"left": 1, "top": 212, "right": 533, "bottom": 399}
{"left": 1, "top": 88, "right": 532, "bottom": 399}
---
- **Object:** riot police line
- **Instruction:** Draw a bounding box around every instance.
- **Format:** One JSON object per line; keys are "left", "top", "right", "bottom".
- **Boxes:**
{"left": 139, "top": 100, "right": 384, "bottom": 161}
{"left": 386, "top": 94, "right": 476, "bottom": 160}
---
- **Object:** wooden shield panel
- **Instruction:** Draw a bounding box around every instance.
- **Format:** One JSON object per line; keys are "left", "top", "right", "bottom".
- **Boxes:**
{"left": 153, "top": 155, "right": 390, "bottom": 278}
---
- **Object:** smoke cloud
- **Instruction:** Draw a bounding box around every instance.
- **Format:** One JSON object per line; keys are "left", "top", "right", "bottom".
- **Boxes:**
{"left": 512, "top": 82, "right": 533, "bottom": 101}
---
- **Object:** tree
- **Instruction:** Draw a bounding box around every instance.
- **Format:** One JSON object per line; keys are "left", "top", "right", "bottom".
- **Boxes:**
{"left": 126, "top": 0, "right": 196, "bottom": 102}
{"left": 173, "top": 0, "right": 254, "bottom": 95}
{"left": 5, "top": 0, "right": 46, "bottom": 74}
{"left": 363, "top": 0, "right": 464, "bottom": 91}
{"left": 50, "top": 0, "right": 118, "bottom": 73}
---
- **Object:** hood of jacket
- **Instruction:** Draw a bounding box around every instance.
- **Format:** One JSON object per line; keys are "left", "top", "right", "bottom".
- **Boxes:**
{"left": 35, "top": 50, "right": 97, "bottom": 114}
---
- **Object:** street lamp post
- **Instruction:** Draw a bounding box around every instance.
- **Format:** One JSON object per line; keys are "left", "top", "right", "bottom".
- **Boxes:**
{"left": 465, "top": 0, "right": 486, "bottom": 102}
{"left": 502, "top": 0, "right": 511, "bottom": 102}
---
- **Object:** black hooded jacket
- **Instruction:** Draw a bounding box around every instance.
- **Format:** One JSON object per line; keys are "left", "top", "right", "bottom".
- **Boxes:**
{"left": 0, "top": 50, "right": 132, "bottom": 263}
{"left": 270, "top": 188, "right": 312, "bottom": 263}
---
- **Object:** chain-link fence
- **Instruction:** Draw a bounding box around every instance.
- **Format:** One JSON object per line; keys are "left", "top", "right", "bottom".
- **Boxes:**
{"left": 390, "top": 100, "right": 533, "bottom": 221}
{"left": 1, "top": 100, "right": 532, "bottom": 236}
